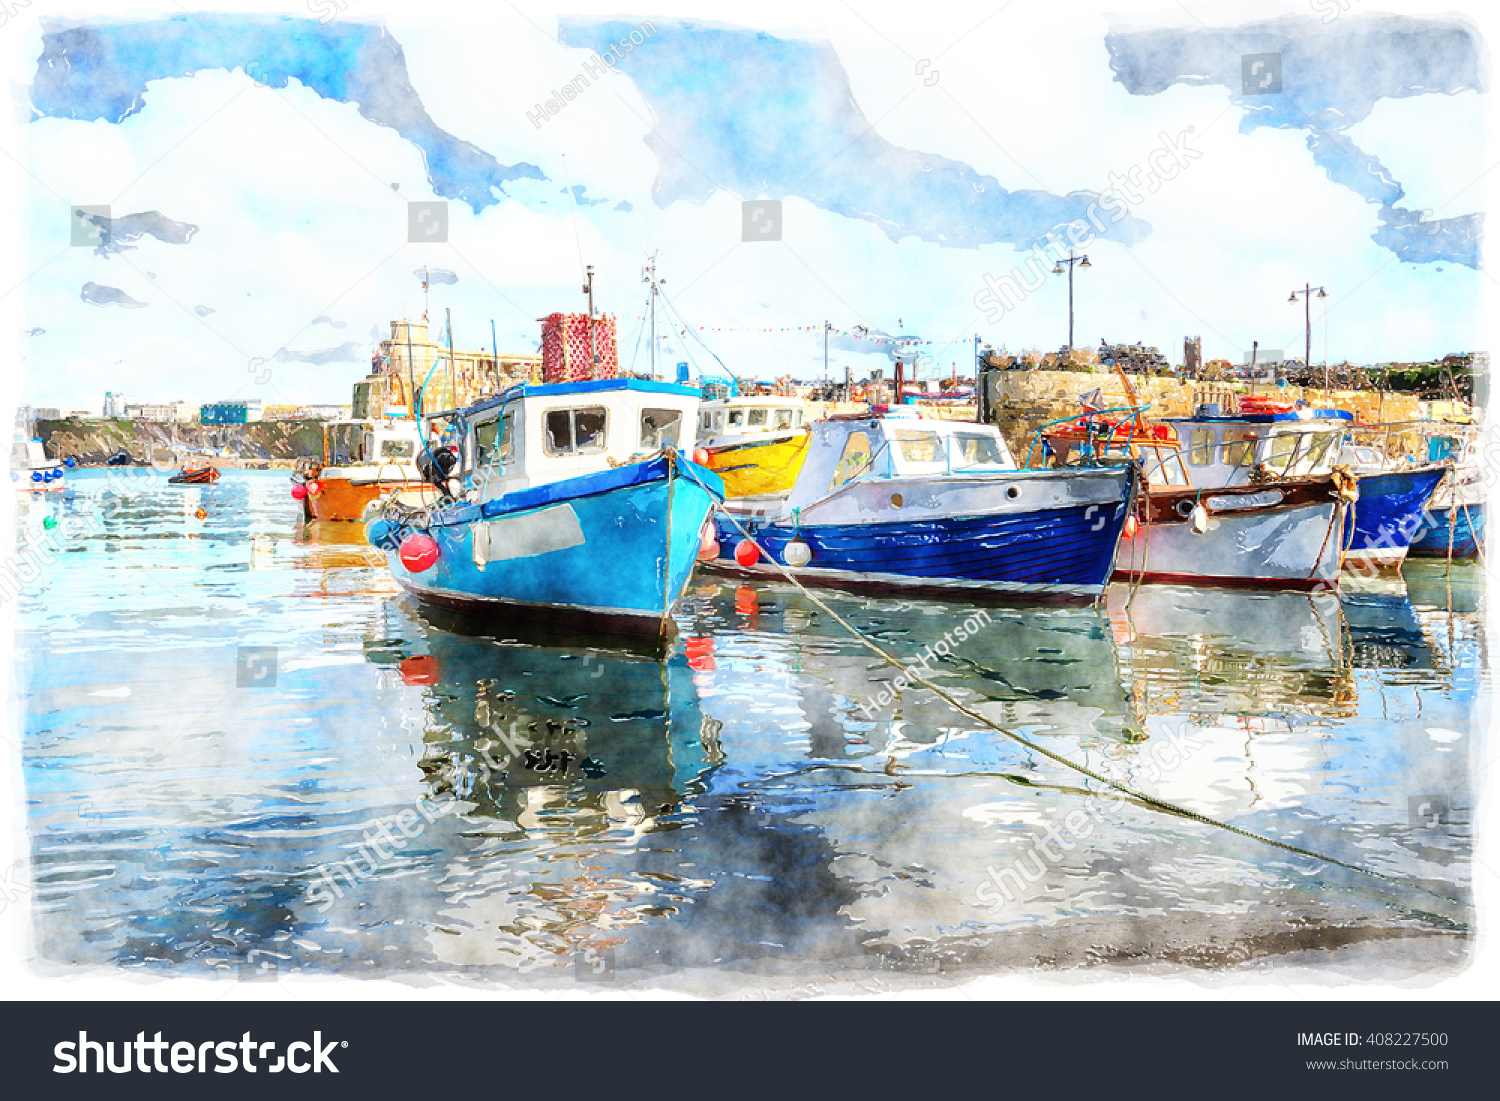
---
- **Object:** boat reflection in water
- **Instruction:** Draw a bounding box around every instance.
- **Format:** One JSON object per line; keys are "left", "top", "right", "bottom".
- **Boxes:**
{"left": 1107, "top": 584, "right": 1354, "bottom": 720}
{"left": 345, "top": 601, "right": 725, "bottom": 973}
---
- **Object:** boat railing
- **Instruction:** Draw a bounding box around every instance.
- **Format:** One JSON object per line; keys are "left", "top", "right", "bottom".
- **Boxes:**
{"left": 1021, "top": 404, "right": 1154, "bottom": 470}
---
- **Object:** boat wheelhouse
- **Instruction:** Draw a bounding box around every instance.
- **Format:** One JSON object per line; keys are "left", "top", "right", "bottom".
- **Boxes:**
{"left": 711, "top": 409, "right": 1137, "bottom": 603}
{"left": 370, "top": 377, "right": 723, "bottom": 637}
{"left": 1163, "top": 406, "right": 1352, "bottom": 486}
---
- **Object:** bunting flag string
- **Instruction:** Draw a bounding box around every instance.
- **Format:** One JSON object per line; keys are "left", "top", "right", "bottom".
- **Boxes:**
{"left": 623, "top": 318, "right": 934, "bottom": 346}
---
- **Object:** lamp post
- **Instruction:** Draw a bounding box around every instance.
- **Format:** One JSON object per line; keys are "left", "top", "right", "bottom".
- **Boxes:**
{"left": 1288, "top": 283, "right": 1329, "bottom": 391}
{"left": 1052, "top": 251, "right": 1091, "bottom": 360}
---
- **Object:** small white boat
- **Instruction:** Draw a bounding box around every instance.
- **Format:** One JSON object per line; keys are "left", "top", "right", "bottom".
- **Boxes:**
{"left": 11, "top": 437, "right": 66, "bottom": 492}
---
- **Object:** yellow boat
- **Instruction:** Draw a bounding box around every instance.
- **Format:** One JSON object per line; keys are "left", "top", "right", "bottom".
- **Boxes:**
{"left": 703, "top": 431, "right": 811, "bottom": 497}
{"left": 697, "top": 396, "right": 816, "bottom": 498}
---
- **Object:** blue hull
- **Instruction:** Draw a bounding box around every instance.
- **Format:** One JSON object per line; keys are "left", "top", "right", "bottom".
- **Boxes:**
{"left": 712, "top": 496, "right": 1133, "bottom": 602}
{"left": 1410, "top": 501, "right": 1486, "bottom": 559}
{"left": 1342, "top": 467, "right": 1447, "bottom": 564}
{"left": 380, "top": 456, "right": 723, "bottom": 636}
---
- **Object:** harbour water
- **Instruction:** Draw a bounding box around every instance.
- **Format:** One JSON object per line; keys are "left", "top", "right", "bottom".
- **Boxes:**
{"left": 14, "top": 470, "right": 1483, "bottom": 992}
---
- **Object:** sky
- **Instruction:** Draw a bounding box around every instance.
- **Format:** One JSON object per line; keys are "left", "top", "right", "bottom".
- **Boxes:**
{"left": 4, "top": 0, "right": 1492, "bottom": 413}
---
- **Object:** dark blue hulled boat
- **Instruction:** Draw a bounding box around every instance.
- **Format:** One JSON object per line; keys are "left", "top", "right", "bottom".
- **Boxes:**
{"left": 1410, "top": 497, "right": 1486, "bottom": 558}
{"left": 369, "top": 379, "right": 724, "bottom": 638}
{"left": 712, "top": 410, "right": 1137, "bottom": 602}
{"left": 1407, "top": 428, "right": 1486, "bottom": 560}
{"left": 1343, "top": 466, "right": 1449, "bottom": 568}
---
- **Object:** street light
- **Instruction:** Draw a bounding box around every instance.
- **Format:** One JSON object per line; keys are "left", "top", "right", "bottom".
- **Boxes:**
{"left": 1054, "top": 251, "right": 1090, "bottom": 358}
{"left": 1289, "top": 283, "right": 1330, "bottom": 391}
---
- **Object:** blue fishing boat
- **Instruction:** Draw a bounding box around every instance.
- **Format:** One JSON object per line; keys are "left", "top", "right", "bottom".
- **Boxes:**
{"left": 369, "top": 378, "right": 724, "bottom": 637}
{"left": 1343, "top": 466, "right": 1449, "bottom": 565}
{"left": 1410, "top": 501, "right": 1485, "bottom": 558}
{"left": 710, "top": 410, "right": 1138, "bottom": 602}
{"left": 1406, "top": 427, "right": 1486, "bottom": 559}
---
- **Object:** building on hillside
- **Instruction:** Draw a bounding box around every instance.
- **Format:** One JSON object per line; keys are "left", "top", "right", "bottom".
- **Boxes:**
{"left": 200, "top": 399, "right": 264, "bottom": 425}
{"left": 102, "top": 391, "right": 132, "bottom": 418}
{"left": 125, "top": 401, "right": 197, "bottom": 423}
{"left": 263, "top": 404, "right": 352, "bottom": 421}
{"left": 358, "top": 319, "right": 541, "bottom": 418}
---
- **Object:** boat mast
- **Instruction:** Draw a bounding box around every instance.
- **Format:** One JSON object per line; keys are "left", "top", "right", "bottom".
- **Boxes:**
{"left": 490, "top": 319, "right": 501, "bottom": 393}
{"left": 406, "top": 322, "right": 418, "bottom": 419}
{"left": 446, "top": 307, "right": 456, "bottom": 411}
{"left": 643, "top": 251, "right": 659, "bottom": 380}
{"left": 583, "top": 264, "right": 598, "bottom": 374}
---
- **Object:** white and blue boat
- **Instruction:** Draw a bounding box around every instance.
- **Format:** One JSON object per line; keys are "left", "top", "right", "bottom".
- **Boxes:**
{"left": 1160, "top": 404, "right": 1446, "bottom": 571}
{"left": 711, "top": 410, "right": 1138, "bottom": 603}
{"left": 368, "top": 378, "right": 724, "bottom": 637}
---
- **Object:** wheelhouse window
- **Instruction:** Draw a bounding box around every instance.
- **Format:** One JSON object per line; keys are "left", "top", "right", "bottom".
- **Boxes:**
{"left": 1187, "top": 428, "right": 1215, "bottom": 466}
{"left": 894, "top": 429, "right": 942, "bottom": 464}
{"left": 1304, "top": 432, "right": 1337, "bottom": 471}
{"left": 954, "top": 432, "right": 1008, "bottom": 469}
{"left": 748, "top": 408, "right": 767, "bottom": 427}
{"left": 829, "top": 431, "right": 874, "bottom": 490}
{"left": 1143, "top": 447, "right": 1189, "bottom": 486}
{"left": 327, "top": 423, "right": 364, "bottom": 465}
{"left": 700, "top": 412, "right": 713, "bottom": 430}
{"left": 544, "top": 406, "right": 607, "bottom": 456}
{"left": 640, "top": 408, "right": 683, "bottom": 450}
{"left": 727, "top": 409, "right": 743, "bottom": 427}
{"left": 1221, "top": 430, "right": 1258, "bottom": 468}
{"left": 772, "top": 408, "right": 794, "bottom": 430}
{"left": 1265, "top": 431, "right": 1304, "bottom": 471}
{"left": 379, "top": 438, "right": 415, "bottom": 461}
{"left": 473, "top": 412, "right": 514, "bottom": 468}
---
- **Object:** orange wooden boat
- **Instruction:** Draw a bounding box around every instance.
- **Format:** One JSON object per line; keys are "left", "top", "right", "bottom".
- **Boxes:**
{"left": 169, "top": 462, "right": 220, "bottom": 484}
{"left": 293, "top": 420, "right": 436, "bottom": 522}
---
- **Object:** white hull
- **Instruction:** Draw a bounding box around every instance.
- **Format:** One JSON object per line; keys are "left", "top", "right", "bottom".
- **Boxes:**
{"left": 1116, "top": 498, "right": 1343, "bottom": 590}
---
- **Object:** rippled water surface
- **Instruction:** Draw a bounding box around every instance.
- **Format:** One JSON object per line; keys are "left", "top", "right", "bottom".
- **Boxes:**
{"left": 15, "top": 471, "right": 1485, "bottom": 991}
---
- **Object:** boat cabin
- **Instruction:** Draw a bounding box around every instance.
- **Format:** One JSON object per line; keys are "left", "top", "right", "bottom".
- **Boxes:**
{"left": 324, "top": 420, "right": 424, "bottom": 469}
{"left": 452, "top": 378, "right": 702, "bottom": 501}
{"left": 784, "top": 411, "right": 1016, "bottom": 513}
{"left": 698, "top": 395, "right": 811, "bottom": 449}
{"left": 1163, "top": 408, "right": 1353, "bottom": 487}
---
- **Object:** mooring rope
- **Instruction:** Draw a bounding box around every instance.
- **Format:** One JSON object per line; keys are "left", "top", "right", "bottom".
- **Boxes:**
{"left": 677, "top": 461, "right": 1465, "bottom": 912}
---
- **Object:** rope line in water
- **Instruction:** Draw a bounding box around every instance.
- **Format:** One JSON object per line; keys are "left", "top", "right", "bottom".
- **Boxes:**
{"left": 676, "top": 462, "right": 1462, "bottom": 909}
